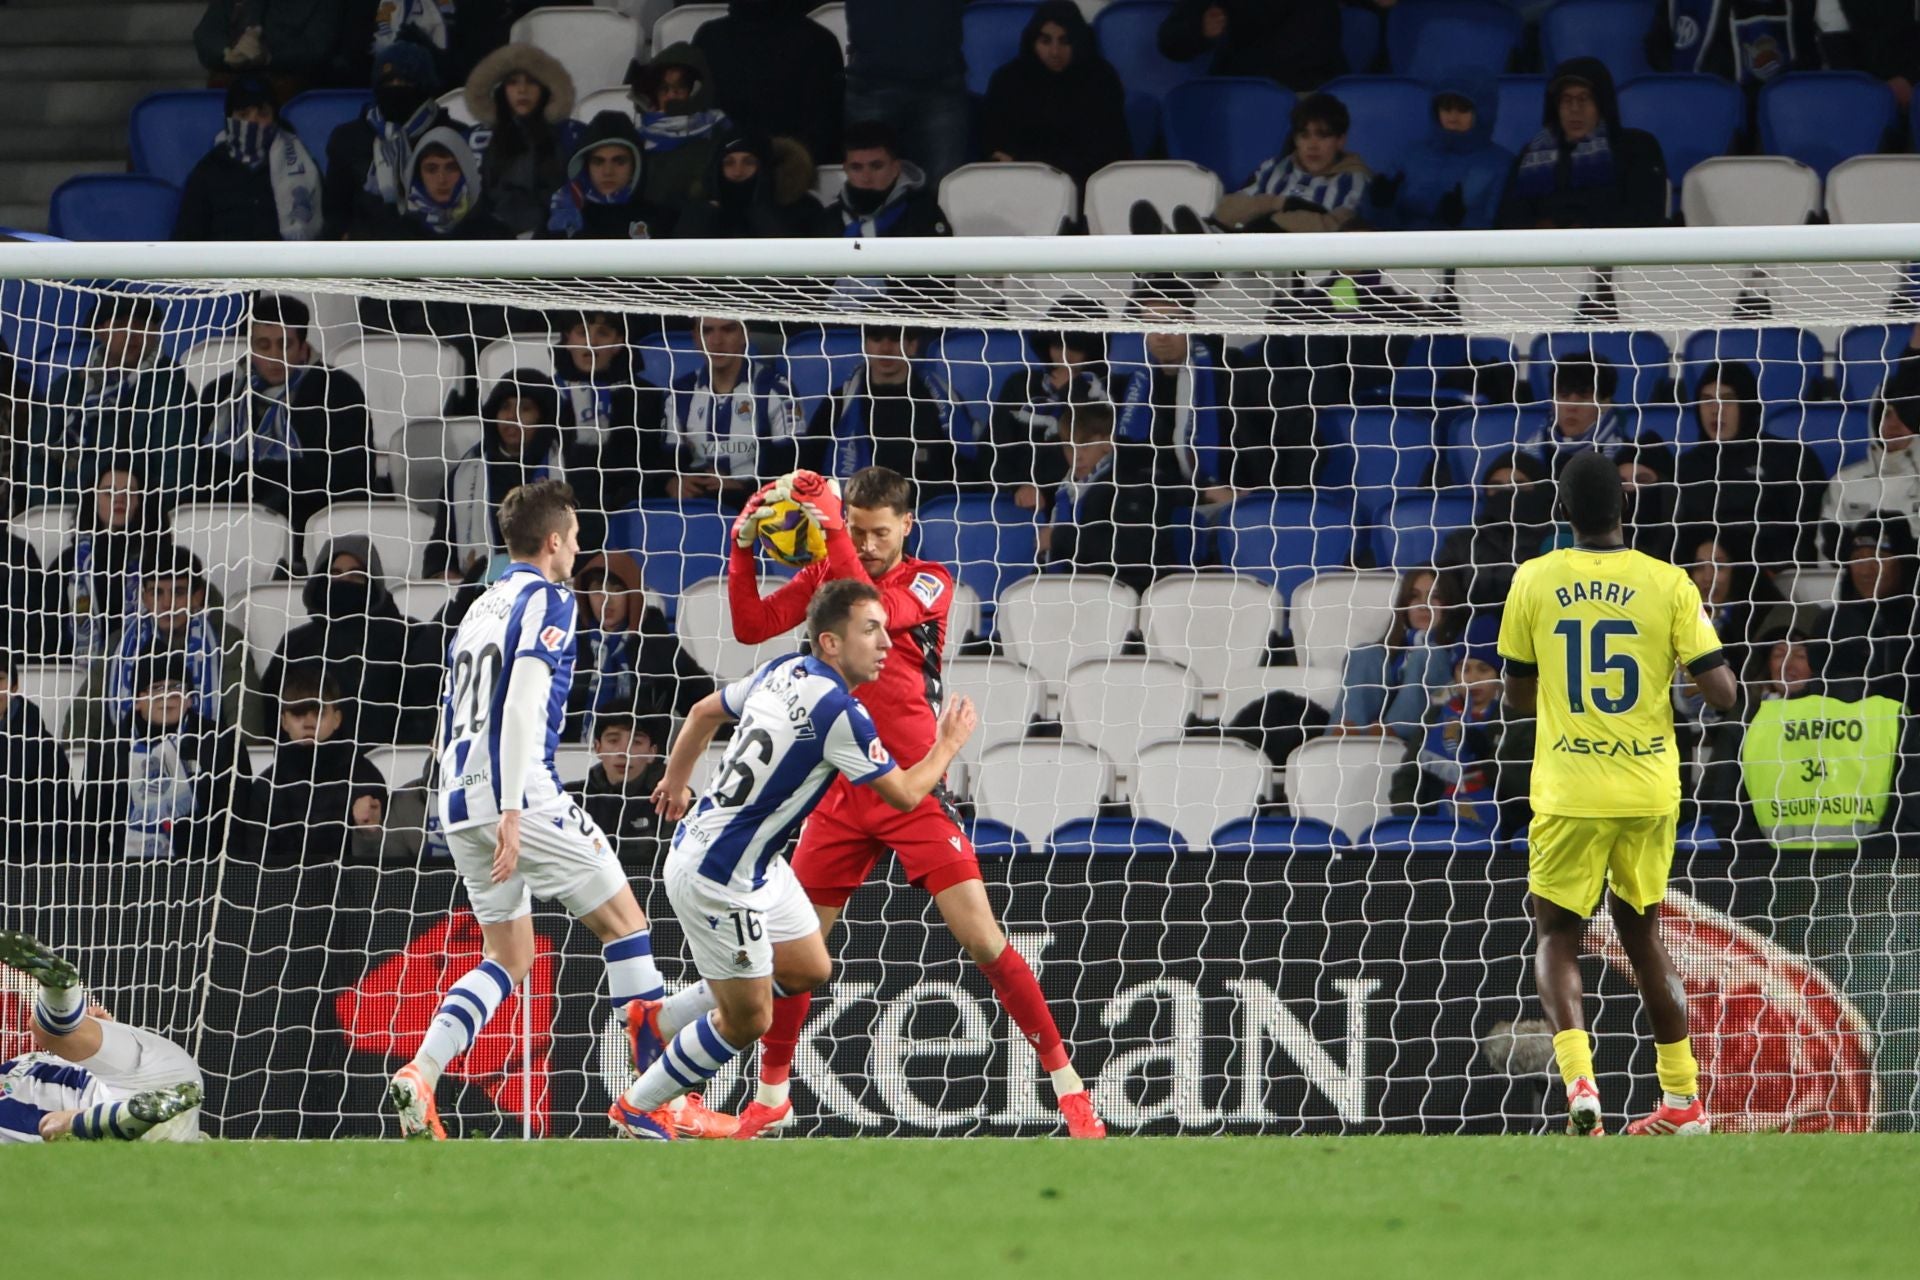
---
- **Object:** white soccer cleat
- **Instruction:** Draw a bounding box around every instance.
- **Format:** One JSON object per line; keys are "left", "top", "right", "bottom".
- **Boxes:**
{"left": 1566, "top": 1076, "right": 1604, "bottom": 1137}
{"left": 389, "top": 1063, "right": 446, "bottom": 1140}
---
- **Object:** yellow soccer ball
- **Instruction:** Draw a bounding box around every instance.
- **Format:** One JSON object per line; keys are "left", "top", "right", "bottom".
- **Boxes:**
{"left": 756, "top": 496, "right": 826, "bottom": 568}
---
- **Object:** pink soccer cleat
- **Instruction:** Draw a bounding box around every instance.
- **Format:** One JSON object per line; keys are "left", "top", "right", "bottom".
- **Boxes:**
{"left": 1058, "top": 1089, "right": 1108, "bottom": 1139}
{"left": 731, "top": 1099, "right": 794, "bottom": 1140}
{"left": 1625, "top": 1095, "right": 1711, "bottom": 1136}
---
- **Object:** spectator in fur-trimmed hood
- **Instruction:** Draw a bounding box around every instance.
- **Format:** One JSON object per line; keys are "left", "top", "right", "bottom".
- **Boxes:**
{"left": 465, "top": 42, "right": 578, "bottom": 236}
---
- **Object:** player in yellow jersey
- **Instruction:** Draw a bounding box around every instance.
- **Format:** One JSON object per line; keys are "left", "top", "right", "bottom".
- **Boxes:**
{"left": 1497, "top": 452, "right": 1739, "bottom": 1137}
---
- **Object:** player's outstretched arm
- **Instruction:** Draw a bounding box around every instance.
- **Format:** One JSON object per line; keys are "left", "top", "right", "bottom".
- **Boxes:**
{"left": 652, "top": 690, "right": 735, "bottom": 820}
{"left": 729, "top": 480, "right": 825, "bottom": 642}
{"left": 867, "top": 696, "right": 977, "bottom": 813}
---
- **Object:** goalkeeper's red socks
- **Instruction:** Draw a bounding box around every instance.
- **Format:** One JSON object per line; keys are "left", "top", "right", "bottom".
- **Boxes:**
{"left": 980, "top": 944, "right": 1081, "bottom": 1093}
{"left": 754, "top": 990, "right": 812, "bottom": 1107}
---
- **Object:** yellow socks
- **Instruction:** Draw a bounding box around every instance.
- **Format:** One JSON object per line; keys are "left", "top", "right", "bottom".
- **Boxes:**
{"left": 1655, "top": 1039, "right": 1699, "bottom": 1103}
{"left": 1552, "top": 1028, "right": 1595, "bottom": 1087}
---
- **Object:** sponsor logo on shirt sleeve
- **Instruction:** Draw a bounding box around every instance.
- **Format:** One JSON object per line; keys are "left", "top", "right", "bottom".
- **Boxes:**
{"left": 540, "top": 625, "right": 567, "bottom": 651}
{"left": 868, "top": 738, "right": 891, "bottom": 765}
{"left": 909, "top": 571, "right": 946, "bottom": 608}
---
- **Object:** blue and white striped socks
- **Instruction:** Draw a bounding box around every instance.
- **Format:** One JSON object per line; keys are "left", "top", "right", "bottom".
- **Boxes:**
{"left": 33, "top": 981, "right": 85, "bottom": 1038}
{"left": 623, "top": 1012, "right": 746, "bottom": 1112}
{"left": 70, "top": 1102, "right": 138, "bottom": 1141}
{"left": 604, "top": 930, "right": 665, "bottom": 1011}
{"left": 416, "top": 958, "right": 514, "bottom": 1082}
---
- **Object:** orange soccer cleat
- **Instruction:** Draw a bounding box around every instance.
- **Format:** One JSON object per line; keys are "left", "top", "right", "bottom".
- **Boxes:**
{"left": 388, "top": 1063, "right": 447, "bottom": 1141}
{"left": 671, "top": 1093, "right": 741, "bottom": 1139}
{"left": 1058, "top": 1089, "right": 1108, "bottom": 1139}
{"left": 731, "top": 1099, "right": 794, "bottom": 1140}
{"left": 1625, "top": 1095, "right": 1711, "bottom": 1136}
{"left": 608, "top": 1097, "right": 677, "bottom": 1140}
{"left": 1566, "top": 1077, "right": 1605, "bottom": 1137}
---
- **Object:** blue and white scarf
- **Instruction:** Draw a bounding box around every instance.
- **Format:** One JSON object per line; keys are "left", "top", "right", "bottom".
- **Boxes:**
{"left": 1048, "top": 446, "right": 1118, "bottom": 542}
{"left": 1113, "top": 347, "right": 1223, "bottom": 487}
{"left": 638, "top": 108, "right": 728, "bottom": 154}
{"left": 374, "top": 0, "right": 451, "bottom": 52}
{"left": 106, "top": 614, "right": 225, "bottom": 726}
{"left": 64, "top": 533, "right": 147, "bottom": 658}
{"left": 206, "top": 364, "right": 307, "bottom": 463}
{"left": 220, "top": 117, "right": 321, "bottom": 240}
{"left": 364, "top": 99, "right": 440, "bottom": 208}
{"left": 1514, "top": 121, "right": 1615, "bottom": 199}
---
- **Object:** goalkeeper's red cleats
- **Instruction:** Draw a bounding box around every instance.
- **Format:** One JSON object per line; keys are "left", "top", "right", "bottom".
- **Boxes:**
{"left": 731, "top": 1098, "right": 793, "bottom": 1139}
{"left": 1625, "top": 1096, "right": 1711, "bottom": 1136}
{"left": 1058, "top": 1089, "right": 1108, "bottom": 1139}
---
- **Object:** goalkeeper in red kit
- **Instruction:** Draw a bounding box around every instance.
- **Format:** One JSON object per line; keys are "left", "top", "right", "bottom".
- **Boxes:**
{"left": 714, "top": 464, "right": 1106, "bottom": 1139}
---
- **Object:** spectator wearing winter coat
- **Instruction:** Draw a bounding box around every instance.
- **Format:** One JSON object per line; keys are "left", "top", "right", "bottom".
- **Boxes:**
{"left": 565, "top": 710, "right": 674, "bottom": 868}
{"left": 1817, "top": 0, "right": 1920, "bottom": 110}
{"left": 1823, "top": 516, "right": 1920, "bottom": 707}
{"left": 1437, "top": 452, "right": 1556, "bottom": 611}
{"left": 661, "top": 316, "right": 805, "bottom": 504}
{"left": 979, "top": 2, "right": 1132, "bottom": 188}
{"left": 544, "top": 111, "right": 680, "bottom": 240}
{"left": 446, "top": 372, "right": 567, "bottom": 578}
{"left": 626, "top": 42, "right": 732, "bottom": 209}
{"left": 1039, "top": 402, "right": 1163, "bottom": 595}
{"left": 1414, "top": 642, "right": 1506, "bottom": 828}
{"left": 988, "top": 307, "right": 1112, "bottom": 504}
{"left": 693, "top": 0, "right": 845, "bottom": 165}
{"left": 372, "top": 0, "right": 513, "bottom": 88}
{"left": 200, "top": 293, "right": 375, "bottom": 531}
{"left": 353, "top": 125, "right": 514, "bottom": 240}
{"left": 0, "top": 653, "right": 74, "bottom": 862}
{"left": 1615, "top": 440, "right": 1683, "bottom": 561}
{"left": 1823, "top": 361, "right": 1920, "bottom": 554}
{"left": 51, "top": 465, "right": 170, "bottom": 660}
{"left": 248, "top": 663, "right": 387, "bottom": 866}
{"left": 1650, "top": 0, "right": 1818, "bottom": 87}
{"left": 174, "top": 75, "right": 324, "bottom": 242}
{"left": 1113, "top": 278, "right": 1232, "bottom": 505}
{"left": 1521, "top": 357, "right": 1661, "bottom": 476}
{"left": 674, "top": 129, "right": 832, "bottom": 239}
{"left": 1675, "top": 360, "right": 1825, "bottom": 567}
{"left": 832, "top": 120, "right": 952, "bottom": 238}
{"left": 1, "top": 511, "right": 63, "bottom": 661}
{"left": 1157, "top": 0, "right": 1345, "bottom": 92}
{"left": 842, "top": 0, "right": 968, "bottom": 185}
{"left": 1681, "top": 530, "right": 1800, "bottom": 689}
{"left": 812, "top": 325, "right": 975, "bottom": 497}
{"left": 1213, "top": 93, "right": 1372, "bottom": 232}
{"left": 1499, "top": 58, "right": 1669, "bottom": 230}
{"left": 1332, "top": 567, "right": 1462, "bottom": 746}
{"left": 1363, "top": 71, "right": 1512, "bottom": 232}
{"left": 549, "top": 309, "right": 664, "bottom": 515}
{"left": 322, "top": 39, "right": 459, "bottom": 239}
{"left": 194, "top": 0, "right": 345, "bottom": 80}
{"left": 465, "top": 42, "right": 577, "bottom": 237}
{"left": 569, "top": 552, "right": 713, "bottom": 730}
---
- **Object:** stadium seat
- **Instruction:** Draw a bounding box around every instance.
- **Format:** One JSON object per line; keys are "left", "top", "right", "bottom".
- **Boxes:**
{"left": 129, "top": 90, "right": 227, "bottom": 187}
{"left": 1083, "top": 160, "right": 1223, "bottom": 236}
{"left": 971, "top": 740, "right": 1112, "bottom": 836}
{"left": 512, "top": 6, "right": 644, "bottom": 97}
{"left": 808, "top": 3, "right": 849, "bottom": 56}
{"left": 1044, "top": 817, "right": 1187, "bottom": 856}
{"left": 438, "top": 87, "right": 479, "bottom": 129}
{"left": 178, "top": 336, "right": 247, "bottom": 395}
{"left": 1621, "top": 404, "right": 1688, "bottom": 445}
{"left": 1131, "top": 738, "right": 1270, "bottom": 847}
{"left": 923, "top": 326, "right": 1028, "bottom": 412}
{"left": 811, "top": 163, "right": 847, "bottom": 207}
{"left": 1285, "top": 736, "right": 1406, "bottom": 841}
{"left": 675, "top": 576, "right": 802, "bottom": 681}
{"left": 1775, "top": 563, "right": 1842, "bottom": 607}
{"left": 1319, "top": 77, "right": 1431, "bottom": 177}
{"left": 476, "top": 333, "right": 559, "bottom": 393}
{"left": 1390, "top": 334, "right": 1521, "bottom": 411}
{"left": 1061, "top": 657, "right": 1199, "bottom": 765}
{"left": 634, "top": 328, "right": 704, "bottom": 389}
{"left": 606, "top": 500, "right": 734, "bottom": 606}
{"left": 305, "top": 502, "right": 435, "bottom": 581}
{"left": 14, "top": 664, "right": 84, "bottom": 746}
{"left": 4, "top": 503, "right": 76, "bottom": 565}
{"left": 1386, "top": 0, "right": 1522, "bottom": 80}
{"left": 366, "top": 746, "right": 432, "bottom": 789}
{"left": 1527, "top": 331, "right": 1673, "bottom": 406}
{"left": 782, "top": 326, "right": 864, "bottom": 419}
{"left": 1825, "top": 155, "right": 1920, "bottom": 225}
{"left": 1319, "top": 407, "right": 1436, "bottom": 524}
{"left": 1163, "top": 78, "right": 1294, "bottom": 186}
{"left": 1677, "top": 327, "right": 1822, "bottom": 409}
{"left": 1371, "top": 492, "right": 1476, "bottom": 572}
{"left": 1437, "top": 404, "right": 1549, "bottom": 488}
{"left": 1288, "top": 570, "right": 1398, "bottom": 676}
{"left": 1455, "top": 265, "right": 1600, "bottom": 329}
{"left": 943, "top": 656, "right": 1043, "bottom": 772}
{"left": 1491, "top": 76, "right": 1547, "bottom": 156}
{"left": 1616, "top": 74, "right": 1742, "bottom": 184}
{"left": 47, "top": 175, "right": 180, "bottom": 242}
{"left": 1340, "top": 1, "right": 1382, "bottom": 73}
{"left": 554, "top": 745, "right": 595, "bottom": 786}
{"left": 1759, "top": 72, "right": 1897, "bottom": 179}
{"left": 238, "top": 581, "right": 310, "bottom": 676}
{"left": 387, "top": 417, "right": 484, "bottom": 508}
{"left": 1095, "top": 0, "right": 1209, "bottom": 152}
{"left": 913, "top": 495, "right": 1039, "bottom": 610}
{"left": 1216, "top": 492, "right": 1354, "bottom": 608}
{"left": 1361, "top": 814, "right": 1496, "bottom": 853}
{"left": 330, "top": 335, "right": 462, "bottom": 448}
{"left": 168, "top": 503, "right": 293, "bottom": 607}
{"left": 940, "top": 163, "right": 1078, "bottom": 236}
{"left": 965, "top": 819, "right": 1031, "bottom": 856}
{"left": 946, "top": 582, "right": 983, "bottom": 657}
{"left": 281, "top": 91, "right": 373, "bottom": 170}
{"left": 1139, "top": 572, "right": 1282, "bottom": 700}
{"left": 573, "top": 87, "right": 637, "bottom": 123}
{"left": 998, "top": 574, "right": 1138, "bottom": 690}
{"left": 1539, "top": 0, "right": 1654, "bottom": 87}
{"left": 962, "top": 1, "right": 1040, "bottom": 96}
{"left": 390, "top": 578, "right": 461, "bottom": 624}
{"left": 1208, "top": 815, "right": 1348, "bottom": 854}
{"left": 1680, "top": 155, "right": 1821, "bottom": 226}
{"left": 1762, "top": 405, "right": 1873, "bottom": 479}
{"left": 1837, "top": 324, "right": 1919, "bottom": 404}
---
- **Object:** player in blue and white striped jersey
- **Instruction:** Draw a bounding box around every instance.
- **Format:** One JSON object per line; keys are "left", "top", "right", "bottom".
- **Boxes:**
{"left": 606, "top": 578, "right": 977, "bottom": 1139}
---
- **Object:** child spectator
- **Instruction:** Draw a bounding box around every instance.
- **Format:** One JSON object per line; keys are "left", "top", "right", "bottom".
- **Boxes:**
{"left": 464, "top": 43, "right": 578, "bottom": 237}
{"left": 1157, "top": 0, "right": 1344, "bottom": 92}
{"left": 831, "top": 120, "right": 952, "bottom": 238}
{"left": 692, "top": 0, "right": 845, "bottom": 165}
{"left": 1332, "top": 568, "right": 1462, "bottom": 747}
{"left": 1212, "top": 93, "right": 1372, "bottom": 232}
{"left": 323, "top": 40, "right": 457, "bottom": 240}
{"left": 1823, "top": 360, "right": 1920, "bottom": 553}
{"left": 174, "top": 75, "right": 323, "bottom": 242}
{"left": 674, "top": 129, "right": 832, "bottom": 239}
{"left": 1039, "top": 401, "right": 1162, "bottom": 594}
{"left": 1522, "top": 357, "right": 1657, "bottom": 475}
{"left": 0, "top": 651, "right": 74, "bottom": 862}
{"left": 1675, "top": 360, "right": 1825, "bottom": 568}
{"left": 446, "top": 372, "right": 566, "bottom": 579}
{"left": 52, "top": 465, "right": 168, "bottom": 659}
{"left": 565, "top": 710, "right": 675, "bottom": 867}
{"left": 1363, "top": 72, "right": 1511, "bottom": 232}
{"left": 544, "top": 111, "right": 680, "bottom": 241}
{"left": 661, "top": 315, "right": 805, "bottom": 504}
{"left": 1499, "top": 58, "right": 1668, "bottom": 230}
{"left": 248, "top": 663, "right": 387, "bottom": 866}
{"left": 353, "top": 127, "right": 513, "bottom": 240}
{"left": 626, "top": 42, "right": 732, "bottom": 208}
{"left": 812, "top": 324, "right": 974, "bottom": 496}
{"left": 979, "top": 2, "right": 1132, "bottom": 188}
{"left": 1416, "top": 639, "right": 1505, "bottom": 829}
{"left": 989, "top": 306, "right": 1110, "bottom": 504}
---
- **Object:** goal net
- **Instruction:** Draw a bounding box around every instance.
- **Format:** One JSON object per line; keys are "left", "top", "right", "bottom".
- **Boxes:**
{"left": 1, "top": 231, "right": 1915, "bottom": 1138}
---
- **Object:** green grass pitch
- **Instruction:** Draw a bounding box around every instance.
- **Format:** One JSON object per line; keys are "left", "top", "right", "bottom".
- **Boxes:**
{"left": 15, "top": 1136, "right": 1919, "bottom": 1278}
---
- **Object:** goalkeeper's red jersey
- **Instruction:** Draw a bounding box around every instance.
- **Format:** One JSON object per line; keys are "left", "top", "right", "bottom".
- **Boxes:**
{"left": 727, "top": 528, "right": 952, "bottom": 761}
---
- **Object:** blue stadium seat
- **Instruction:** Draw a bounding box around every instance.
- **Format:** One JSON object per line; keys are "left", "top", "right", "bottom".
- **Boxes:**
{"left": 1438, "top": 405, "right": 1549, "bottom": 487}
{"left": 1391, "top": 335, "right": 1520, "bottom": 411}
{"left": 1759, "top": 72, "right": 1896, "bottom": 179}
{"left": 1371, "top": 491, "right": 1475, "bottom": 571}
{"left": 1388, "top": 0, "right": 1523, "bottom": 80}
{"left": 1762, "top": 405, "right": 1872, "bottom": 479}
{"left": 47, "top": 175, "right": 180, "bottom": 241}
{"left": 963, "top": 1, "right": 1039, "bottom": 97}
{"left": 1209, "top": 816, "right": 1348, "bottom": 854}
{"left": 1320, "top": 76, "right": 1432, "bottom": 177}
{"left": 1362, "top": 815, "right": 1496, "bottom": 853}
{"left": 1163, "top": 78, "right": 1295, "bottom": 186}
{"left": 1492, "top": 76, "right": 1548, "bottom": 156}
{"left": 634, "top": 329, "right": 703, "bottom": 389}
{"left": 605, "top": 500, "right": 732, "bottom": 605}
{"left": 1676, "top": 816, "right": 1721, "bottom": 853}
{"left": 1044, "top": 817, "right": 1188, "bottom": 856}
{"left": 1340, "top": 3, "right": 1381, "bottom": 74}
{"left": 1320, "top": 408, "right": 1436, "bottom": 524}
{"left": 965, "top": 819, "right": 1031, "bottom": 857}
{"left": 1095, "top": 1, "right": 1209, "bottom": 152}
{"left": 129, "top": 90, "right": 227, "bottom": 187}
{"left": 1616, "top": 74, "right": 1742, "bottom": 182}
{"left": 1216, "top": 492, "right": 1354, "bottom": 606}
{"left": 1677, "top": 327, "right": 1822, "bottom": 409}
{"left": 924, "top": 327, "right": 1029, "bottom": 419}
{"left": 1528, "top": 331, "right": 1673, "bottom": 406}
{"left": 1621, "top": 405, "right": 1689, "bottom": 445}
{"left": 159, "top": 291, "right": 249, "bottom": 361}
{"left": 1539, "top": 0, "right": 1655, "bottom": 87}
{"left": 913, "top": 494, "right": 1039, "bottom": 606}
{"left": 783, "top": 326, "right": 864, "bottom": 418}
{"left": 282, "top": 90, "right": 374, "bottom": 172}
{"left": 1837, "top": 325, "right": 1916, "bottom": 404}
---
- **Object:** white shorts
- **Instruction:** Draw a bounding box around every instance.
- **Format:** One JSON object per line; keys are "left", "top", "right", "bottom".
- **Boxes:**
{"left": 446, "top": 801, "right": 629, "bottom": 926}
{"left": 84, "top": 1022, "right": 205, "bottom": 1143}
{"left": 665, "top": 853, "right": 819, "bottom": 981}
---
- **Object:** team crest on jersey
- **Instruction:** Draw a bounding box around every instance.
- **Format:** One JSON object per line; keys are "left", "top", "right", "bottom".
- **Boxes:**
{"left": 869, "top": 739, "right": 891, "bottom": 765}
{"left": 909, "top": 571, "right": 945, "bottom": 608}
{"left": 540, "top": 625, "right": 567, "bottom": 651}
{"left": 735, "top": 950, "right": 751, "bottom": 970}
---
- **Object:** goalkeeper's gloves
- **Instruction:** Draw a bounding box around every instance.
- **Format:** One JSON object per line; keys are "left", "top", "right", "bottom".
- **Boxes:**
{"left": 731, "top": 480, "right": 781, "bottom": 549}
{"left": 786, "top": 470, "right": 845, "bottom": 532}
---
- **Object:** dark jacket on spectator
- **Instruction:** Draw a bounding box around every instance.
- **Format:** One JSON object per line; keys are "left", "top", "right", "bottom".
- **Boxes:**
{"left": 831, "top": 162, "right": 951, "bottom": 237}
{"left": 989, "top": 358, "right": 1110, "bottom": 493}
{"left": 465, "top": 42, "right": 578, "bottom": 237}
{"left": 843, "top": 0, "right": 964, "bottom": 85}
{"left": 322, "top": 100, "right": 461, "bottom": 240}
{"left": 81, "top": 704, "right": 247, "bottom": 861}
{"left": 1818, "top": 0, "right": 1920, "bottom": 84}
{"left": 693, "top": 0, "right": 845, "bottom": 163}
{"left": 674, "top": 131, "right": 832, "bottom": 239}
{"left": 1675, "top": 361, "right": 1826, "bottom": 565}
{"left": 249, "top": 737, "right": 387, "bottom": 866}
{"left": 174, "top": 121, "right": 325, "bottom": 242}
{"left": 1043, "top": 439, "right": 1163, "bottom": 594}
{"left": 1, "top": 688, "right": 72, "bottom": 861}
{"left": 1437, "top": 453, "right": 1556, "bottom": 609}
{"left": 550, "top": 341, "right": 664, "bottom": 514}
{"left": 350, "top": 125, "right": 515, "bottom": 240}
{"left": 627, "top": 41, "right": 732, "bottom": 209}
{"left": 567, "top": 757, "right": 670, "bottom": 868}
{"left": 1157, "top": 0, "right": 1345, "bottom": 91}
{"left": 1365, "top": 70, "right": 1511, "bottom": 231}
{"left": 194, "top": 0, "right": 346, "bottom": 78}
{"left": 812, "top": 361, "right": 973, "bottom": 497}
{"left": 979, "top": 2, "right": 1132, "bottom": 186}
{"left": 1824, "top": 519, "right": 1920, "bottom": 708}
{"left": 1498, "top": 58, "right": 1668, "bottom": 230}
{"left": 200, "top": 356, "right": 375, "bottom": 531}
{"left": 1649, "top": 0, "right": 1819, "bottom": 84}
{"left": 543, "top": 111, "right": 681, "bottom": 240}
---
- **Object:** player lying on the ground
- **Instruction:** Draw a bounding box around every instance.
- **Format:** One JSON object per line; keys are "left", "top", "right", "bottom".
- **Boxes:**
{"left": 389, "top": 479, "right": 734, "bottom": 1140}
{"left": 726, "top": 466, "right": 1107, "bottom": 1138}
{"left": 604, "top": 578, "right": 978, "bottom": 1140}
{"left": 1497, "top": 452, "right": 1740, "bottom": 1137}
{"left": 0, "top": 931, "right": 204, "bottom": 1143}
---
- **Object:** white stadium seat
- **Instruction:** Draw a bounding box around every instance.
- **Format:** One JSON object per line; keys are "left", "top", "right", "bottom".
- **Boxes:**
{"left": 573, "top": 87, "right": 638, "bottom": 123}
{"left": 1061, "top": 657, "right": 1198, "bottom": 767}
{"left": 1084, "top": 160, "right": 1223, "bottom": 236}
{"left": 178, "top": 335, "right": 246, "bottom": 395}
{"left": 942, "top": 656, "right": 1042, "bottom": 768}
{"left": 168, "top": 503, "right": 293, "bottom": 608}
{"left": 1131, "top": 739, "right": 1270, "bottom": 847}
{"left": 387, "top": 417, "right": 484, "bottom": 509}
{"left": 970, "top": 741, "right": 1112, "bottom": 841}
{"left": 1139, "top": 572, "right": 1280, "bottom": 696}
{"left": 1824, "top": 155, "right": 1920, "bottom": 225}
{"left": 807, "top": 2, "right": 848, "bottom": 55}
{"left": 1681, "top": 156, "right": 1820, "bottom": 228}
{"left": 5, "top": 504, "right": 77, "bottom": 565}
{"left": 555, "top": 745, "right": 595, "bottom": 786}
{"left": 391, "top": 578, "right": 461, "bottom": 624}
{"left": 247, "top": 744, "right": 275, "bottom": 776}
{"left": 438, "top": 87, "right": 478, "bottom": 128}
{"left": 1286, "top": 736, "right": 1408, "bottom": 841}
{"left": 675, "top": 576, "right": 802, "bottom": 682}
{"left": 945, "top": 582, "right": 982, "bottom": 658}
{"left": 650, "top": 2, "right": 724, "bottom": 52}
{"left": 997, "top": 575, "right": 1138, "bottom": 692}
{"left": 330, "top": 336, "right": 462, "bottom": 452}
{"left": 513, "top": 6, "right": 645, "bottom": 97}
{"left": 237, "top": 582, "right": 309, "bottom": 677}
{"left": 1222, "top": 663, "right": 1343, "bottom": 717}
{"left": 1289, "top": 571, "right": 1399, "bottom": 674}
{"left": 288, "top": 288, "right": 362, "bottom": 361}
{"left": 938, "top": 163, "right": 1079, "bottom": 236}
{"left": 15, "top": 664, "right": 85, "bottom": 745}
{"left": 1455, "top": 266, "right": 1598, "bottom": 329}
{"left": 305, "top": 501, "right": 437, "bottom": 581}
{"left": 811, "top": 164, "right": 846, "bottom": 207}
{"left": 477, "top": 333, "right": 558, "bottom": 392}
{"left": 366, "top": 746, "right": 432, "bottom": 789}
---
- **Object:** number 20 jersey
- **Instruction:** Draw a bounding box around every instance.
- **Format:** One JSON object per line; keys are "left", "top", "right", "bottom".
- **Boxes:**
{"left": 672, "top": 653, "right": 895, "bottom": 895}
{"left": 437, "top": 563, "right": 578, "bottom": 833}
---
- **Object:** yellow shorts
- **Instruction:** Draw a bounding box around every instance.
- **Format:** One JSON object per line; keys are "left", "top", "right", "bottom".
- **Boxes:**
{"left": 1526, "top": 810, "right": 1678, "bottom": 915}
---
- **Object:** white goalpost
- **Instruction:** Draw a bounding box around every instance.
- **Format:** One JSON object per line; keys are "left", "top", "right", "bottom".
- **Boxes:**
{"left": 0, "top": 226, "right": 1914, "bottom": 1138}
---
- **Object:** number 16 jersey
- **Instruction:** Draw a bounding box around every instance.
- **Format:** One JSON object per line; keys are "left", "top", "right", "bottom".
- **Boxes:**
{"left": 1498, "top": 546, "right": 1723, "bottom": 818}
{"left": 438, "top": 563, "right": 578, "bottom": 832}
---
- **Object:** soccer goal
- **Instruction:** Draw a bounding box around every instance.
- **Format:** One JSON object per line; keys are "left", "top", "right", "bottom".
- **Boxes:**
{"left": 0, "top": 227, "right": 1914, "bottom": 1138}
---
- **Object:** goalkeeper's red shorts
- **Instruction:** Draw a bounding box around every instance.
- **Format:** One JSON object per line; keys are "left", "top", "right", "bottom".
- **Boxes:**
{"left": 790, "top": 777, "right": 980, "bottom": 908}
